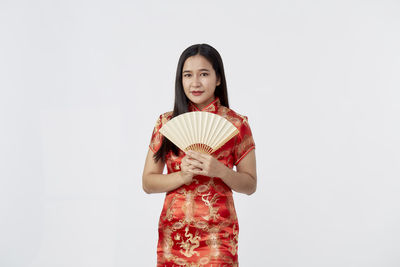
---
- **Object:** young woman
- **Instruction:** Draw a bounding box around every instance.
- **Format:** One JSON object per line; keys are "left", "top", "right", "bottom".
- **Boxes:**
{"left": 142, "top": 43, "right": 257, "bottom": 266}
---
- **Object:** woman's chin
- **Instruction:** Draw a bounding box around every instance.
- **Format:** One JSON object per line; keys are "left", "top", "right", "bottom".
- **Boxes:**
{"left": 188, "top": 95, "right": 204, "bottom": 103}
{"left": 189, "top": 94, "right": 214, "bottom": 103}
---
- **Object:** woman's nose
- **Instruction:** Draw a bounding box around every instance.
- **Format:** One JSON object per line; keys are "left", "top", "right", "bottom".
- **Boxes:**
{"left": 191, "top": 75, "right": 201, "bottom": 85}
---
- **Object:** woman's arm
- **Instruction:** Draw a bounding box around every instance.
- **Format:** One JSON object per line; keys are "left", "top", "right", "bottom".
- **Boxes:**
{"left": 142, "top": 148, "right": 182, "bottom": 193}
{"left": 185, "top": 149, "right": 257, "bottom": 195}
{"left": 142, "top": 148, "right": 198, "bottom": 194}
{"left": 221, "top": 150, "right": 257, "bottom": 195}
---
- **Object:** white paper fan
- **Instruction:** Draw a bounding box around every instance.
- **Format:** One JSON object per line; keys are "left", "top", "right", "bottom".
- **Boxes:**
{"left": 159, "top": 111, "right": 239, "bottom": 154}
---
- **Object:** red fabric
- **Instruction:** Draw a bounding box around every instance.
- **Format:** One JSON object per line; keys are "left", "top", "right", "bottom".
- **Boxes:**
{"left": 149, "top": 97, "right": 255, "bottom": 266}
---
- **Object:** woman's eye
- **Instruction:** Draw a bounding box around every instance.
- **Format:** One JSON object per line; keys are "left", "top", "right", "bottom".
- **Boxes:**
{"left": 183, "top": 73, "right": 208, "bottom": 77}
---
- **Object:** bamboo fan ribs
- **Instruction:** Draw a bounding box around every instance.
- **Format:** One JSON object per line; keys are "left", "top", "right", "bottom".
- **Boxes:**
{"left": 159, "top": 111, "right": 239, "bottom": 154}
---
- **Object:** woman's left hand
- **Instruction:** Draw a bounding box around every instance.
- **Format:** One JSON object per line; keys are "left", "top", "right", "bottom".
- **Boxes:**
{"left": 185, "top": 150, "right": 227, "bottom": 178}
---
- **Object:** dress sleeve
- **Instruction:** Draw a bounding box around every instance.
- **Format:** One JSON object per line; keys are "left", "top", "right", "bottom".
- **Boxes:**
{"left": 149, "top": 114, "right": 164, "bottom": 153}
{"left": 233, "top": 115, "right": 256, "bottom": 166}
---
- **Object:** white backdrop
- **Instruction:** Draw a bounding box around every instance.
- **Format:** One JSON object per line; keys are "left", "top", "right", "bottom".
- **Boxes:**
{"left": 1, "top": 0, "right": 399, "bottom": 266}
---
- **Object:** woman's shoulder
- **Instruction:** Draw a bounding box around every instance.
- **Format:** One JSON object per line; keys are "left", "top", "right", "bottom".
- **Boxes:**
{"left": 218, "top": 105, "right": 250, "bottom": 127}
{"left": 158, "top": 111, "right": 173, "bottom": 124}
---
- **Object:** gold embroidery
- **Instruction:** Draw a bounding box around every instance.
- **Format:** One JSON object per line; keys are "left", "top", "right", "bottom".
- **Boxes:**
{"left": 229, "top": 224, "right": 239, "bottom": 256}
{"left": 215, "top": 149, "right": 231, "bottom": 160}
{"left": 242, "top": 115, "right": 249, "bottom": 125}
{"left": 204, "top": 104, "right": 216, "bottom": 113}
{"left": 196, "top": 184, "right": 209, "bottom": 193}
{"left": 173, "top": 257, "right": 187, "bottom": 265}
{"left": 207, "top": 178, "right": 216, "bottom": 188}
{"left": 206, "top": 226, "right": 221, "bottom": 258}
{"left": 181, "top": 190, "right": 196, "bottom": 223}
{"left": 175, "top": 226, "right": 201, "bottom": 257}
{"left": 161, "top": 111, "right": 173, "bottom": 125}
{"left": 188, "top": 97, "right": 220, "bottom": 113}
{"left": 236, "top": 134, "right": 255, "bottom": 160}
{"left": 163, "top": 195, "right": 178, "bottom": 221}
{"left": 162, "top": 226, "right": 174, "bottom": 260}
{"left": 217, "top": 106, "right": 230, "bottom": 117}
{"left": 198, "top": 257, "right": 210, "bottom": 265}
{"left": 201, "top": 192, "right": 220, "bottom": 221}
{"left": 226, "top": 195, "right": 237, "bottom": 221}
{"left": 172, "top": 221, "right": 184, "bottom": 231}
{"left": 175, "top": 163, "right": 181, "bottom": 171}
{"left": 194, "top": 220, "right": 208, "bottom": 230}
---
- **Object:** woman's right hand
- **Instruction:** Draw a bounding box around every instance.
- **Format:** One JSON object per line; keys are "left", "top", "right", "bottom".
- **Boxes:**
{"left": 179, "top": 153, "right": 200, "bottom": 185}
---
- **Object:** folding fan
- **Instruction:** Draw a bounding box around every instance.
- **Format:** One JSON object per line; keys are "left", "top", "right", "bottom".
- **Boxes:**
{"left": 159, "top": 111, "right": 239, "bottom": 154}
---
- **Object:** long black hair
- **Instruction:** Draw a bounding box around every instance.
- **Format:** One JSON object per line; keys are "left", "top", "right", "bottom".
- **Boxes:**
{"left": 153, "top": 43, "right": 230, "bottom": 163}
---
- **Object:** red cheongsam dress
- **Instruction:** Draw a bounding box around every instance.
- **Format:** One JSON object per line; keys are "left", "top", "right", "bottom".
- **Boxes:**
{"left": 148, "top": 97, "right": 256, "bottom": 267}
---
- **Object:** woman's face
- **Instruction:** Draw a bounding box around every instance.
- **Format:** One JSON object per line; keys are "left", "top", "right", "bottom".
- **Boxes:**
{"left": 182, "top": 55, "right": 221, "bottom": 110}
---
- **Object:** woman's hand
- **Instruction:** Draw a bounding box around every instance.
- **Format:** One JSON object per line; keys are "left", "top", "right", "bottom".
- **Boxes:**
{"left": 184, "top": 150, "right": 228, "bottom": 178}
{"left": 179, "top": 153, "right": 197, "bottom": 185}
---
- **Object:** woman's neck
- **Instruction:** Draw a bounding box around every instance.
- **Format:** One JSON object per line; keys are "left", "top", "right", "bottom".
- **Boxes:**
{"left": 192, "top": 96, "right": 215, "bottom": 110}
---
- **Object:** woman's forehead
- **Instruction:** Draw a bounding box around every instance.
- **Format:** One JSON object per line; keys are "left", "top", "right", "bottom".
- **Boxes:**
{"left": 183, "top": 55, "right": 213, "bottom": 72}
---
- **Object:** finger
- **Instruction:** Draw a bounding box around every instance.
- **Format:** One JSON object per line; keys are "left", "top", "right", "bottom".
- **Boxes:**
{"left": 187, "top": 158, "right": 203, "bottom": 168}
{"left": 190, "top": 150, "right": 210, "bottom": 160}
{"left": 188, "top": 167, "right": 204, "bottom": 175}
{"left": 187, "top": 150, "right": 206, "bottom": 161}
{"left": 183, "top": 156, "right": 194, "bottom": 166}
{"left": 185, "top": 153, "right": 203, "bottom": 163}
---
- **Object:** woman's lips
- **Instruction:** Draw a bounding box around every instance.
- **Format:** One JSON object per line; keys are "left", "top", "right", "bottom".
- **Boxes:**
{"left": 191, "top": 91, "right": 204, "bottom": 96}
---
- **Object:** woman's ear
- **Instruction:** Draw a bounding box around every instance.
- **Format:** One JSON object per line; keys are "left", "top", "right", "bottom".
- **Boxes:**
{"left": 217, "top": 76, "right": 221, "bottom": 86}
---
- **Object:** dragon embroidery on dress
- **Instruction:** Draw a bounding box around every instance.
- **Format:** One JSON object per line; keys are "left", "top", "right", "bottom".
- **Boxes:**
{"left": 163, "top": 195, "right": 178, "bottom": 221}
{"left": 229, "top": 224, "right": 239, "bottom": 256}
{"left": 201, "top": 192, "right": 220, "bottom": 221}
{"left": 162, "top": 226, "right": 174, "bottom": 260}
{"left": 175, "top": 226, "right": 201, "bottom": 257}
{"left": 206, "top": 226, "right": 221, "bottom": 258}
{"left": 181, "top": 189, "right": 196, "bottom": 223}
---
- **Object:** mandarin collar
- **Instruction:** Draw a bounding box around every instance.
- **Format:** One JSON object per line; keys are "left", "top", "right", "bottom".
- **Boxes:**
{"left": 188, "top": 97, "right": 220, "bottom": 114}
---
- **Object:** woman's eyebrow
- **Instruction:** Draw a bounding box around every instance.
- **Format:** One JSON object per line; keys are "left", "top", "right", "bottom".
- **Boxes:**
{"left": 182, "top": 68, "right": 210, "bottom": 73}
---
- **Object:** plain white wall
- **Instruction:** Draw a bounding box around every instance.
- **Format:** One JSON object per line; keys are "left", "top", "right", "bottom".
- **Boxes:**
{"left": 1, "top": 0, "right": 399, "bottom": 266}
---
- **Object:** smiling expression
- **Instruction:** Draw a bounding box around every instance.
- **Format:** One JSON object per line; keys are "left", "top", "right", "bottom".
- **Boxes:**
{"left": 182, "top": 55, "right": 221, "bottom": 110}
